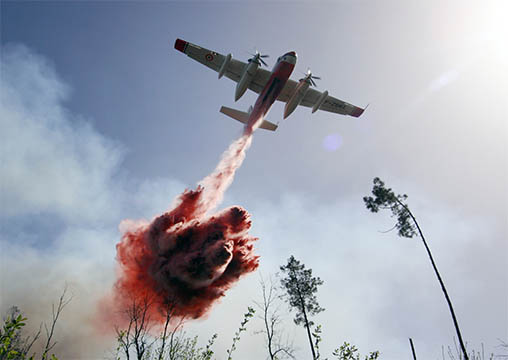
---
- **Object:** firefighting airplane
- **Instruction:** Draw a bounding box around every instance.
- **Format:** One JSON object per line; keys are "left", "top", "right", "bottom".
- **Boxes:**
{"left": 174, "top": 38, "right": 365, "bottom": 132}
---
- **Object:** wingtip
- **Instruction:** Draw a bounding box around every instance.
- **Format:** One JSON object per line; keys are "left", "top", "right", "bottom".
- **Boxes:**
{"left": 174, "top": 38, "right": 188, "bottom": 53}
{"left": 351, "top": 103, "right": 369, "bottom": 117}
{"left": 351, "top": 107, "right": 365, "bottom": 117}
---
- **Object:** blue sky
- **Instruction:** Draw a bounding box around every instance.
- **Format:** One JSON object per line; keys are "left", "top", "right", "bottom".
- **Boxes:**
{"left": 1, "top": 1, "right": 507, "bottom": 359}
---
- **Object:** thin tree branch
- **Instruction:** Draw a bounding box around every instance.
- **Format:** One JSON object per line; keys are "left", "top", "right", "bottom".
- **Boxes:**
{"left": 41, "top": 286, "right": 72, "bottom": 360}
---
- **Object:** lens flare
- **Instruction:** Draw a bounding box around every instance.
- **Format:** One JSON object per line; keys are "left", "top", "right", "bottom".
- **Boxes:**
{"left": 322, "top": 133, "right": 343, "bottom": 152}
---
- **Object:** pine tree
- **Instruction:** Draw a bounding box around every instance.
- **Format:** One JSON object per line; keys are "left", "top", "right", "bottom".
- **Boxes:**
{"left": 363, "top": 177, "right": 469, "bottom": 360}
{"left": 280, "top": 256, "right": 324, "bottom": 360}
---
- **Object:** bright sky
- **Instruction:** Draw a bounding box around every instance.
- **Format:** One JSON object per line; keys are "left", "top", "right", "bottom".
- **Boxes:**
{"left": 1, "top": 1, "right": 507, "bottom": 359}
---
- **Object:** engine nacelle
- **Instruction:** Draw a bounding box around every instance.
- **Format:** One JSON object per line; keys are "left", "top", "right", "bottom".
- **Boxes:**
{"left": 218, "top": 53, "right": 232, "bottom": 79}
{"left": 235, "top": 61, "right": 259, "bottom": 101}
{"left": 312, "top": 90, "right": 328, "bottom": 113}
{"left": 283, "top": 79, "right": 310, "bottom": 119}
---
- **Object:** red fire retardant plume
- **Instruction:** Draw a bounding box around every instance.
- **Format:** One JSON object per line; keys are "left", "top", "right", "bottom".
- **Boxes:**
{"left": 107, "top": 134, "right": 258, "bottom": 323}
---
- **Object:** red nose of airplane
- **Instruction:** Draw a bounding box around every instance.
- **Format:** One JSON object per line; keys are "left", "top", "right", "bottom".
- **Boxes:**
{"left": 287, "top": 51, "right": 297, "bottom": 58}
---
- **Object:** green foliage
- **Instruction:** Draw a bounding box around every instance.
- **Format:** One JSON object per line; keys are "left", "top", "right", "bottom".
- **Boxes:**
{"left": 171, "top": 335, "right": 199, "bottom": 360}
{"left": 165, "top": 331, "right": 218, "bottom": 360}
{"left": 201, "top": 333, "right": 217, "bottom": 360}
{"left": 280, "top": 256, "right": 324, "bottom": 328}
{"left": 226, "top": 306, "right": 255, "bottom": 360}
{"left": 332, "top": 342, "right": 379, "bottom": 360}
{"left": 363, "top": 177, "right": 417, "bottom": 238}
{"left": 280, "top": 256, "right": 324, "bottom": 360}
{"left": 1, "top": 313, "right": 27, "bottom": 359}
{"left": 312, "top": 325, "right": 323, "bottom": 360}
{"left": 0, "top": 312, "right": 58, "bottom": 360}
{"left": 116, "top": 328, "right": 217, "bottom": 360}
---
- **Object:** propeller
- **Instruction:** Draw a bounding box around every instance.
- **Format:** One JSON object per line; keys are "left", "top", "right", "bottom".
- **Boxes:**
{"left": 302, "top": 68, "right": 321, "bottom": 87}
{"left": 248, "top": 50, "right": 269, "bottom": 67}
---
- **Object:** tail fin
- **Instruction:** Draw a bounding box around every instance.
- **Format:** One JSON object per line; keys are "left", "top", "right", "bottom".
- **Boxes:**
{"left": 219, "top": 106, "right": 278, "bottom": 131}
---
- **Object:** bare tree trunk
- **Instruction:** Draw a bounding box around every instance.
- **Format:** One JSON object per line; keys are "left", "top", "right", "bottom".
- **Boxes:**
{"left": 299, "top": 293, "right": 316, "bottom": 360}
{"left": 158, "top": 316, "right": 170, "bottom": 360}
{"left": 409, "top": 338, "right": 417, "bottom": 360}
{"left": 396, "top": 199, "right": 469, "bottom": 360}
{"left": 261, "top": 283, "right": 276, "bottom": 360}
{"left": 115, "top": 319, "right": 133, "bottom": 360}
{"left": 291, "top": 270, "right": 316, "bottom": 360}
{"left": 168, "top": 316, "right": 185, "bottom": 360}
{"left": 115, "top": 297, "right": 154, "bottom": 360}
{"left": 132, "top": 298, "right": 151, "bottom": 360}
{"left": 256, "top": 276, "right": 294, "bottom": 360}
{"left": 157, "top": 300, "right": 175, "bottom": 360}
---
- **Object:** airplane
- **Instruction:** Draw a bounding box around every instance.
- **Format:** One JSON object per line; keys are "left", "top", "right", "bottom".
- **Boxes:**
{"left": 174, "top": 38, "right": 365, "bottom": 133}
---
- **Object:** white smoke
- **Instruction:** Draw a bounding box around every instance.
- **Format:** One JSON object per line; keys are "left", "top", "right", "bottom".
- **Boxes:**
{"left": 0, "top": 44, "right": 184, "bottom": 358}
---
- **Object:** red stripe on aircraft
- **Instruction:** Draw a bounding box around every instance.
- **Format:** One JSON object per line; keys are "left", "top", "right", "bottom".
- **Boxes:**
{"left": 351, "top": 107, "right": 365, "bottom": 117}
{"left": 174, "top": 38, "right": 188, "bottom": 53}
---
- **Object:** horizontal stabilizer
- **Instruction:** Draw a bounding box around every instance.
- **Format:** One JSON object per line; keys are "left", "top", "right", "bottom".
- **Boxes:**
{"left": 219, "top": 106, "right": 278, "bottom": 131}
{"left": 258, "top": 120, "right": 278, "bottom": 131}
{"left": 220, "top": 106, "right": 249, "bottom": 125}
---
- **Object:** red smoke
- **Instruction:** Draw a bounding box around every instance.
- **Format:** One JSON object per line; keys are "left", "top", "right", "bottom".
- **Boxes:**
{"left": 103, "top": 133, "right": 258, "bottom": 324}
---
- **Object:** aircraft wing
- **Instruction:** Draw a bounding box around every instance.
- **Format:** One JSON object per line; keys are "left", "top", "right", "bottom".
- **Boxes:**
{"left": 278, "top": 79, "right": 365, "bottom": 117}
{"left": 174, "top": 39, "right": 271, "bottom": 94}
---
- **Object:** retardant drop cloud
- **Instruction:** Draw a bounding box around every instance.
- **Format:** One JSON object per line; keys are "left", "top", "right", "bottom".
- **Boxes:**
{"left": 100, "top": 134, "right": 258, "bottom": 326}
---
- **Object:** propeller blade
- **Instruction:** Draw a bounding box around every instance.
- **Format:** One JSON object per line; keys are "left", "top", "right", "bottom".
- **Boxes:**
{"left": 302, "top": 68, "right": 320, "bottom": 86}
{"left": 248, "top": 50, "right": 269, "bottom": 66}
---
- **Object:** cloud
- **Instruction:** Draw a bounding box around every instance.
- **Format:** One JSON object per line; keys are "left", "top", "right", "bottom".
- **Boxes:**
{"left": 1, "top": 44, "right": 124, "bottom": 224}
{"left": 0, "top": 44, "right": 185, "bottom": 358}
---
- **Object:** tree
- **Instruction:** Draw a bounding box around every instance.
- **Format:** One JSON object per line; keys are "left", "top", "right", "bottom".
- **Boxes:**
{"left": 280, "top": 256, "right": 324, "bottom": 360}
{"left": 311, "top": 324, "right": 324, "bottom": 360}
{"left": 0, "top": 287, "right": 70, "bottom": 360}
{"left": 442, "top": 339, "right": 494, "bottom": 360}
{"left": 254, "top": 275, "right": 294, "bottom": 360}
{"left": 332, "top": 342, "right": 379, "bottom": 360}
{"left": 41, "top": 287, "right": 71, "bottom": 360}
{"left": 156, "top": 298, "right": 185, "bottom": 360}
{"left": 363, "top": 177, "right": 469, "bottom": 360}
{"left": 1, "top": 310, "right": 29, "bottom": 360}
{"left": 114, "top": 297, "right": 218, "bottom": 360}
{"left": 1, "top": 306, "right": 41, "bottom": 360}
{"left": 115, "top": 297, "right": 155, "bottom": 360}
{"left": 162, "top": 332, "right": 216, "bottom": 360}
{"left": 226, "top": 306, "right": 255, "bottom": 360}
{"left": 496, "top": 339, "right": 508, "bottom": 359}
